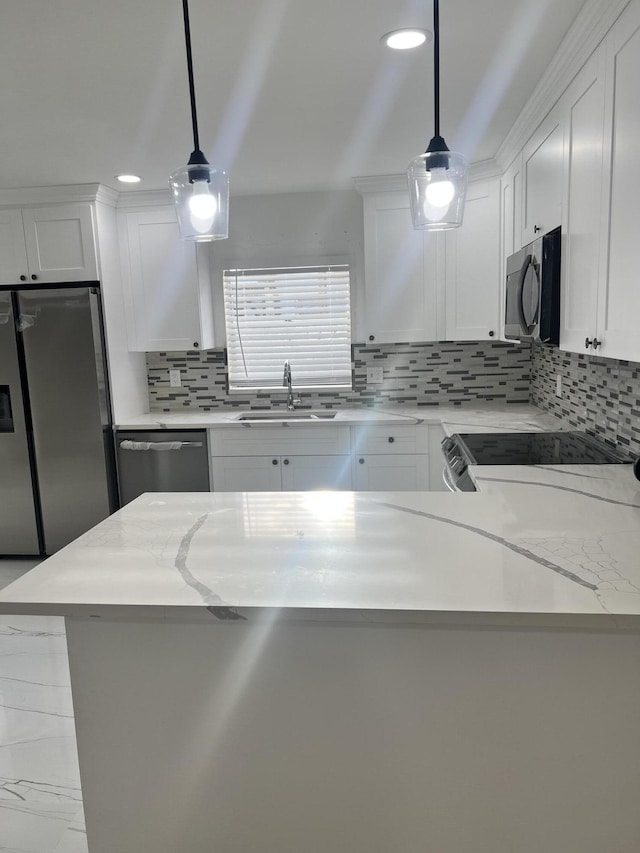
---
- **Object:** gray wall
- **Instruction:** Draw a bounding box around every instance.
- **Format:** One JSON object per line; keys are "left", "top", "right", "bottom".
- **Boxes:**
{"left": 209, "top": 189, "right": 366, "bottom": 342}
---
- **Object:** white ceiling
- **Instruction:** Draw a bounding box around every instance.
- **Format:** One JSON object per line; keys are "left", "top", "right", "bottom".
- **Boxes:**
{"left": 0, "top": 0, "right": 586, "bottom": 196}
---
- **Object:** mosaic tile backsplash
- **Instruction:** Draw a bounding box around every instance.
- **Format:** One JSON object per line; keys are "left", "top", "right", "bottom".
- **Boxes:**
{"left": 147, "top": 341, "right": 532, "bottom": 411}
{"left": 531, "top": 345, "right": 640, "bottom": 458}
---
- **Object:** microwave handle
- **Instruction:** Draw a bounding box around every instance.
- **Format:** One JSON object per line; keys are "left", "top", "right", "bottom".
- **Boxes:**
{"left": 517, "top": 253, "right": 538, "bottom": 333}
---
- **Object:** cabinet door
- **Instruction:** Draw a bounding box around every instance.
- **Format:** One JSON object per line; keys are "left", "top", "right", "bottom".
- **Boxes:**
{"left": 444, "top": 179, "right": 500, "bottom": 341}
{"left": 22, "top": 204, "right": 98, "bottom": 282}
{"left": 354, "top": 454, "right": 429, "bottom": 491}
{"left": 0, "top": 209, "right": 29, "bottom": 285}
{"left": 499, "top": 156, "right": 523, "bottom": 341}
{"left": 559, "top": 47, "right": 607, "bottom": 355}
{"left": 211, "top": 456, "right": 282, "bottom": 492}
{"left": 596, "top": 0, "right": 640, "bottom": 361}
{"left": 501, "top": 154, "right": 523, "bottom": 260}
{"left": 522, "top": 105, "right": 564, "bottom": 243}
{"left": 362, "top": 192, "right": 437, "bottom": 343}
{"left": 281, "top": 455, "right": 352, "bottom": 491}
{"left": 121, "top": 208, "right": 215, "bottom": 352}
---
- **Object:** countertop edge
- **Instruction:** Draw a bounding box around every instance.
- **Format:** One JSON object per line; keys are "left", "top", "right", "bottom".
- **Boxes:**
{"left": 0, "top": 602, "right": 636, "bottom": 632}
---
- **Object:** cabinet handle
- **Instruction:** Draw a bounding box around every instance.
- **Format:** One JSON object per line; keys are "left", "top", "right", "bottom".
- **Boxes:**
{"left": 31, "top": 274, "right": 38, "bottom": 280}
{"left": 19, "top": 274, "right": 27, "bottom": 281}
{"left": 593, "top": 338, "right": 601, "bottom": 350}
{"left": 283, "top": 458, "right": 290, "bottom": 465}
{"left": 358, "top": 458, "right": 365, "bottom": 464}
{"left": 488, "top": 330, "right": 495, "bottom": 337}
{"left": 388, "top": 436, "right": 394, "bottom": 443}
{"left": 585, "top": 337, "right": 593, "bottom": 349}
{"left": 368, "top": 335, "right": 375, "bottom": 342}
{"left": 533, "top": 225, "right": 542, "bottom": 234}
{"left": 193, "top": 341, "right": 199, "bottom": 349}
{"left": 272, "top": 459, "right": 278, "bottom": 466}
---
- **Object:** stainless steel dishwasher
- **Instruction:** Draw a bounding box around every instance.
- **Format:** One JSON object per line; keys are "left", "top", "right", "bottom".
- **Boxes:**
{"left": 116, "top": 430, "right": 210, "bottom": 506}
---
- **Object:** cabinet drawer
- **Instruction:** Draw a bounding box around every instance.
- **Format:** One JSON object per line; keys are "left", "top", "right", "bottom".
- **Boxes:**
{"left": 209, "top": 425, "right": 351, "bottom": 457}
{"left": 351, "top": 425, "right": 428, "bottom": 455}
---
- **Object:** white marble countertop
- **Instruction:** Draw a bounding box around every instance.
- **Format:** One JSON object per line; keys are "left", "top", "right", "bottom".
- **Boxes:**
{"left": 116, "top": 403, "right": 567, "bottom": 433}
{"left": 1, "top": 461, "right": 638, "bottom": 629}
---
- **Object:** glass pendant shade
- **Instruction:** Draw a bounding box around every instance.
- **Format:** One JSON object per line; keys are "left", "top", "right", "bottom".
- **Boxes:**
{"left": 407, "top": 148, "right": 468, "bottom": 230}
{"left": 170, "top": 161, "right": 229, "bottom": 242}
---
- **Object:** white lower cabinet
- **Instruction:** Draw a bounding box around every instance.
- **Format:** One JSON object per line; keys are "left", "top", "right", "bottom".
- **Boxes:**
{"left": 281, "top": 455, "right": 352, "bottom": 491}
{"left": 210, "top": 423, "right": 434, "bottom": 492}
{"left": 354, "top": 454, "right": 429, "bottom": 491}
{"left": 352, "top": 424, "right": 430, "bottom": 491}
{"left": 212, "top": 454, "right": 352, "bottom": 492}
{"left": 211, "top": 456, "right": 283, "bottom": 492}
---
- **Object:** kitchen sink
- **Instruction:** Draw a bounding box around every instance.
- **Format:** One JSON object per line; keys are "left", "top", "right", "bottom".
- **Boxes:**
{"left": 236, "top": 411, "right": 337, "bottom": 421}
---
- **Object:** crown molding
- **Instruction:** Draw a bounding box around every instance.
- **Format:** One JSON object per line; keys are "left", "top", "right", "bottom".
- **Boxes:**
{"left": 115, "top": 189, "right": 173, "bottom": 209}
{"left": 468, "top": 158, "right": 502, "bottom": 181}
{"left": 352, "top": 174, "right": 406, "bottom": 194}
{"left": 95, "top": 185, "right": 120, "bottom": 208}
{"left": 0, "top": 183, "right": 112, "bottom": 207}
{"left": 496, "top": 0, "right": 630, "bottom": 169}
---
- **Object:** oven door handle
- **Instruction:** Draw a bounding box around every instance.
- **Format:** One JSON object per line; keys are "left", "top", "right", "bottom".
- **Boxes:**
{"left": 442, "top": 464, "right": 458, "bottom": 492}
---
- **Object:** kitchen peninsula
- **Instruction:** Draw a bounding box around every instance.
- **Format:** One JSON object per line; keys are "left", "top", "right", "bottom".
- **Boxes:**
{"left": 1, "top": 461, "right": 640, "bottom": 853}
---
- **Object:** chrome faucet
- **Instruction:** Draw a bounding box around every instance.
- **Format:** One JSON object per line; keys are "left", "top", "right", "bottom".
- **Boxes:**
{"left": 282, "top": 360, "right": 301, "bottom": 410}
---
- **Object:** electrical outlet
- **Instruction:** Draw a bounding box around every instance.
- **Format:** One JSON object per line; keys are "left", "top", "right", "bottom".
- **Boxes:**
{"left": 555, "top": 374, "right": 562, "bottom": 398}
{"left": 169, "top": 369, "right": 182, "bottom": 388}
{"left": 366, "top": 367, "right": 384, "bottom": 385}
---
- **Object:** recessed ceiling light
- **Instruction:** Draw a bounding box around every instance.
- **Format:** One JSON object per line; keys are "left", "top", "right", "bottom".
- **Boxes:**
{"left": 382, "top": 28, "right": 431, "bottom": 50}
{"left": 116, "top": 174, "right": 142, "bottom": 184}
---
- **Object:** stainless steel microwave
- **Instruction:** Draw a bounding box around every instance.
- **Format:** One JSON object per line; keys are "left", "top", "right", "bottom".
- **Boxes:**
{"left": 504, "top": 227, "right": 561, "bottom": 344}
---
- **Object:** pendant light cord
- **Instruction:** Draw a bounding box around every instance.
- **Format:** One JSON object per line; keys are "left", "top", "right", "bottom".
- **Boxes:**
{"left": 433, "top": 0, "right": 440, "bottom": 138}
{"left": 182, "top": 0, "right": 201, "bottom": 153}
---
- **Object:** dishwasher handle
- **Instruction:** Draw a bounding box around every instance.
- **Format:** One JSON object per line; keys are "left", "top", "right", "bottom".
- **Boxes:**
{"left": 119, "top": 440, "right": 203, "bottom": 451}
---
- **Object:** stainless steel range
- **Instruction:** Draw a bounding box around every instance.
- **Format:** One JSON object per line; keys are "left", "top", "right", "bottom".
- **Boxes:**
{"left": 441, "top": 431, "right": 630, "bottom": 492}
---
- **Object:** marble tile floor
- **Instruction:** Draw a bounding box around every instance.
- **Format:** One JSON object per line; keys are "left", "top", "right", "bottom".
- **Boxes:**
{"left": 0, "top": 559, "right": 87, "bottom": 853}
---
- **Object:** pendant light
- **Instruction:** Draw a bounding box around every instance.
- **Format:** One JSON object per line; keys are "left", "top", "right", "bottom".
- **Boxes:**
{"left": 407, "top": 0, "right": 468, "bottom": 230}
{"left": 170, "top": 0, "right": 229, "bottom": 242}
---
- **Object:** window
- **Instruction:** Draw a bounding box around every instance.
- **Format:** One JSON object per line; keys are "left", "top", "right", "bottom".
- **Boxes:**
{"left": 223, "top": 265, "right": 352, "bottom": 391}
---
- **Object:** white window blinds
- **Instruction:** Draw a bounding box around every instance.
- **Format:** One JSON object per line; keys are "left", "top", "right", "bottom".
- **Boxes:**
{"left": 223, "top": 265, "right": 352, "bottom": 390}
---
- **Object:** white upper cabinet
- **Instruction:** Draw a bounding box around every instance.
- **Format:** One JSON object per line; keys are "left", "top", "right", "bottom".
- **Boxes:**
{"left": 119, "top": 206, "right": 215, "bottom": 352}
{"left": 362, "top": 192, "right": 438, "bottom": 343}
{"left": 0, "top": 204, "right": 97, "bottom": 285}
{"left": 521, "top": 104, "right": 564, "bottom": 244}
{"left": 0, "top": 209, "right": 29, "bottom": 285}
{"left": 559, "top": 46, "right": 607, "bottom": 356}
{"left": 444, "top": 179, "right": 501, "bottom": 341}
{"left": 595, "top": 0, "right": 640, "bottom": 361}
{"left": 558, "top": 0, "right": 640, "bottom": 362}
{"left": 360, "top": 179, "right": 501, "bottom": 344}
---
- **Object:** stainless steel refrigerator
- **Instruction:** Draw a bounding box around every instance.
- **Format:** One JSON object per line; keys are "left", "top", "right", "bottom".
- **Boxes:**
{"left": 0, "top": 285, "right": 118, "bottom": 556}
